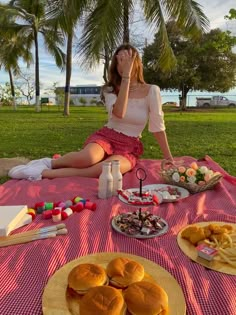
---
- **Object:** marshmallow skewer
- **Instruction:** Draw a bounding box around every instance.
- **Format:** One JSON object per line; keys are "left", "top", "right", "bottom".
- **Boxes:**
{"left": 0, "top": 223, "right": 66, "bottom": 241}
{"left": 0, "top": 228, "right": 68, "bottom": 248}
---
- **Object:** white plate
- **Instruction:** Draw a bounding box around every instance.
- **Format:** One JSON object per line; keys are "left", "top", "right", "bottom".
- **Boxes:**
{"left": 118, "top": 188, "right": 161, "bottom": 207}
{"left": 111, "top": 214, "right": 168, "bottom": 239}
{"left": 143, "top": 184, "right": 190, "bottom": 203}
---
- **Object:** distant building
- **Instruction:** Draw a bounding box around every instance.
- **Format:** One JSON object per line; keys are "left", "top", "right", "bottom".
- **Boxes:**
{"left": 55, "top": 85, "right": 102, "bottom": 105}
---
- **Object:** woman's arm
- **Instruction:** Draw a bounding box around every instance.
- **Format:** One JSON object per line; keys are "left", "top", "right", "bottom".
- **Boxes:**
{"left": 153, "top": 131, "right": 173, "bottom": 162}
{"left": 148, "top": 86, "right": 173, "bottom": 161}
{"left": 112, "top": 77, "right": 130, "bottom": 118}
{"left": 112, "top": 49, "right": 136, "bottom": 118}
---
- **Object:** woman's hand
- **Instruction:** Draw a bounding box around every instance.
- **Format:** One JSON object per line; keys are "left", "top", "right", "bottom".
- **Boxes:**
{"left": 116, "top": 49, "right": 136, "bottom": 78}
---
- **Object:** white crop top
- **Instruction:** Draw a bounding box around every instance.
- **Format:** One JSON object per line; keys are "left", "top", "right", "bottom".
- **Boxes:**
{"left": 104, "top": 85, "right": 165, "bottom": 138}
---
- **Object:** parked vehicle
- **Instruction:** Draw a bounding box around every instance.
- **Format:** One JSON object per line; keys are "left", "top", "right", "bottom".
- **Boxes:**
{"left": 196, "top": 96, "right": 236, "bottom": 107}
{"left": 162, "top": 101, "right": 178, "bottom": 107}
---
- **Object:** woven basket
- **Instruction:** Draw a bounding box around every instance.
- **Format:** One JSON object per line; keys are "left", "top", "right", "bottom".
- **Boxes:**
{"left": 160, "top": 160, "right": 222, "bottom": 194}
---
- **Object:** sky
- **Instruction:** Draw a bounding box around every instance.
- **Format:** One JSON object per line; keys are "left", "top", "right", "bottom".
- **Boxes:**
{"left": 0, "top": 0, "right": 236, "bottom": 96}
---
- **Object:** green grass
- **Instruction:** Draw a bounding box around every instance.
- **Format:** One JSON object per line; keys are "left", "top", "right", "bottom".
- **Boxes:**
{"left": 0, "top": 105, "right": 235, "bottom": 184}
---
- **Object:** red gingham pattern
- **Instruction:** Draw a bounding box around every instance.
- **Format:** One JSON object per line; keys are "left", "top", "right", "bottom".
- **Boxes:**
{"left": 0, "top": 156, "right": 235, "bottom": 315}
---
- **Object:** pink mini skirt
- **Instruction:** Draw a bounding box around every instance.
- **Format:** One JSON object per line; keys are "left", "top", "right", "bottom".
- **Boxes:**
{"left": 83, "top": 127, "right": 143, "bottom": 168}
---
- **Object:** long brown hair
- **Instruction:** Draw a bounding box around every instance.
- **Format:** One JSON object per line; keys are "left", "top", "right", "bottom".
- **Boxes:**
{"left": 104, "top": 44, "right": 145, "bottom": 94}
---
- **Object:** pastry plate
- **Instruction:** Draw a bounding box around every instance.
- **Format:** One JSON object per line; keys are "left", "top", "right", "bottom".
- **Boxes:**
{"left": 112, "top": 214, "right": 168, "bottom": 239}
{"left": 42, "top": 252, "right": 186, "bottom": 315}
{"left": 118, "top": 188, "right": 159, "bottom": 207}
{"left": 143, "top": 184, "right": 190, "bottom": 203}
{"left": 177, "top": 221, "right": 236, "bottom": 275}
{"left": 118, "top": 185, "right": 189, "bottom": 205}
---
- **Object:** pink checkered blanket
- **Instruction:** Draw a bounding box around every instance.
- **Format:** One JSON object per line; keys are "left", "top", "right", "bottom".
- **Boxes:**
{"left": 0, "top": 156, "right": 235, "bottom": 315}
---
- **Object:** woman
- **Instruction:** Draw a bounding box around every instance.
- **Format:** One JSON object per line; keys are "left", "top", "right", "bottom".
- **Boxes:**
{"left": 9, "top": 44, "right": 173, "bottom": 181}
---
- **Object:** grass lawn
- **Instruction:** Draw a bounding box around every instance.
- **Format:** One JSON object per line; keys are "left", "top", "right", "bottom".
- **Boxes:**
{"left": 0, "top": 105, "right": 235, "bottom": 184}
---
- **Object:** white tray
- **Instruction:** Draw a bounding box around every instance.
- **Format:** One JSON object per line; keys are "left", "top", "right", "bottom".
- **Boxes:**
{"left": 111, "top": 214, "right": 168, "bottom": 239}
{"left": 143, "top": 184, "right": 190, "bottom": 203}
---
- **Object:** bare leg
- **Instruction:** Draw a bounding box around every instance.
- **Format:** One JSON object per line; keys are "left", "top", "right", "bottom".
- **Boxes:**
{"left": 51, "top": 143, "right": 106, "bottom": 169}
{"left": 42, "top": 155, "right": 132, "bottom": 179}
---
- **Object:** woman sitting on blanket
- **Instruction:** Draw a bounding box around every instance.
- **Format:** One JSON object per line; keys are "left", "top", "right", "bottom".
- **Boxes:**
{"left": 9, "top": 44, "right": 173, "bottom": 181}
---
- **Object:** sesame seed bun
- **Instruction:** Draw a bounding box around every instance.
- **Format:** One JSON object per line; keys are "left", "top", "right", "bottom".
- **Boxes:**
{"left": 79, "top": 285, "right": 126, "bottom": 315}
{"left": 68, "top": 263, "right": 108, "bottom": 295}
{"left": 123, "top": 281, "right": 168, "bottom": 315}
{"left": 106, "top": 257, "right": 144, "bottom": 288}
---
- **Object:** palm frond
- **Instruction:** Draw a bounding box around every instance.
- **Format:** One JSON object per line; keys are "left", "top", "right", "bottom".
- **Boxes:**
{"left": 171, "top": 0, "right": 209, "bottom": 37}
{"left": 0, "top": 4, "right": 35, "bottom": 24}
{"left": 142, "top": 0, "right": 176, "bottom": 71}
{"left": 43, "top": 32, "right": 66, "bottom": 69}
{"left": 156, "top": 23, "right": 177, "bottom": 71}
{"left": 0, "top": 28, "right": 33, "bottom": 75}
{"left": 142, "top": 0, "right": 210, "bottom": 71}
{"left": 45, "top": 0, "right": 89, "bottom": 33}
{"left": 78, "top": 0, "right": 124, "bottom": 68}
{"left": 142, "top": 0, "right": 164, "bottom": 27}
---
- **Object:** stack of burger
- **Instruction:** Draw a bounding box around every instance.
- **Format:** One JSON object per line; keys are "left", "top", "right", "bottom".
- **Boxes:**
{"left": 67, "top": 257, "right": 168, "bottom": 315}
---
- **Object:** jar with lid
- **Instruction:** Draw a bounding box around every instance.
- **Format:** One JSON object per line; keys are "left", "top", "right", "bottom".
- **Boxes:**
{"left": 111, "top": 160, "right": 123, "bottom": 196}
{"left": 98, "top": 161, "right": 113, "bottom": 199}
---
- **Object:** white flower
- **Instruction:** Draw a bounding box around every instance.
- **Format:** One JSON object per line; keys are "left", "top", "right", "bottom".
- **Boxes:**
{"left": 172, "top": 172, "right": 180, "bottom": 182}
{"left": 206, "top": 170, "right": 214, "bottom": 177}
{"left": 187, "top": 176, "right": 197, "bottom": 184}
{"left": 199, "top": 166, "right": 209, "bottom": 174}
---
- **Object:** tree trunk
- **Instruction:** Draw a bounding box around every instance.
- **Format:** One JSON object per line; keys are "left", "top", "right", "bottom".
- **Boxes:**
{"left": 34, "top": 29, "right": 41, "bottom": 112}
{"left": 103, "top": 45, "right": 110, "bottom": 83}
{"left": 8, "top": 69, "right": 17, "bottom": 111}
{"left": 123, "top": 0, "right": 129, "bottom": 43}
{"left": 27, "top": 96, "right": 31, "bottom": 105}
{"left": 63, "top": 32, "right": 73, "bottom": 116}
{"left": 180, "top": 84, "right": 189, "bottom": 111}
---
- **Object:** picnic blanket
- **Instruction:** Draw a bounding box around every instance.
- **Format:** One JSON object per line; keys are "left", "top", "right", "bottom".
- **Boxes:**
{"left": 0, "top": 157, "right": 30, "bottom": 177}
{"left": 0, "top": 155, "right": 236, "bottom": 315}
{"left": 1, "top": 155, "right": 235, "bottom": 213}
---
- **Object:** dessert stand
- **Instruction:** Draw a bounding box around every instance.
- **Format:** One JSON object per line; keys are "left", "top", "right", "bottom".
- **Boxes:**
{"left": 112, "top": 168, "right": 168, "bottom": 239}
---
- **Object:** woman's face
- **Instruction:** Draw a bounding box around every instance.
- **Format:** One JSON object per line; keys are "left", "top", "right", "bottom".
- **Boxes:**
{"left": 115, "top": 47, "right": 140, "bottom": 82}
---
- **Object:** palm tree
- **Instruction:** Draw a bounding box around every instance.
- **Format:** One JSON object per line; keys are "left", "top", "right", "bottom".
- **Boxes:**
{"left": 78, "top": 0, "right": 209, "bottom": 72}
{"left": 46, "top": 0, "right": 88, "bottom": 116}
{"left": 0, "top": 0, "right": 66, "bottom": 112}
{"left": 0, "top": 15, "right": 32, "bottom": 110}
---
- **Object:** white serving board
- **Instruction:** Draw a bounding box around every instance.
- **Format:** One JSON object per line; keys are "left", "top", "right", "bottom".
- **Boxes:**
{"left": 0, "top": 205, "right": 28, "bottom": 236}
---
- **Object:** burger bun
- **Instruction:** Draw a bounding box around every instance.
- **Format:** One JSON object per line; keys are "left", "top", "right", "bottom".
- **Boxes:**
{"left": 79, "top": 285, "right": 126, "bottom": 315}
{"left": 106, "top": 257, "right": 144, "bottom": 288}
{"left": 68, "top": 263, "right": 108, "bottom": 295}
{"left": 123, "top": 280, "right": 168, "bottom": 315}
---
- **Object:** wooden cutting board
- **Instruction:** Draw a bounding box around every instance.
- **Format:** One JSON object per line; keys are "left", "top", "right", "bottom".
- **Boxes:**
{"left": 42, "top": 252, "right": 186, "bottom": 315}
{"left": 177, "top": 221, "right": 236, "bottom": 275}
